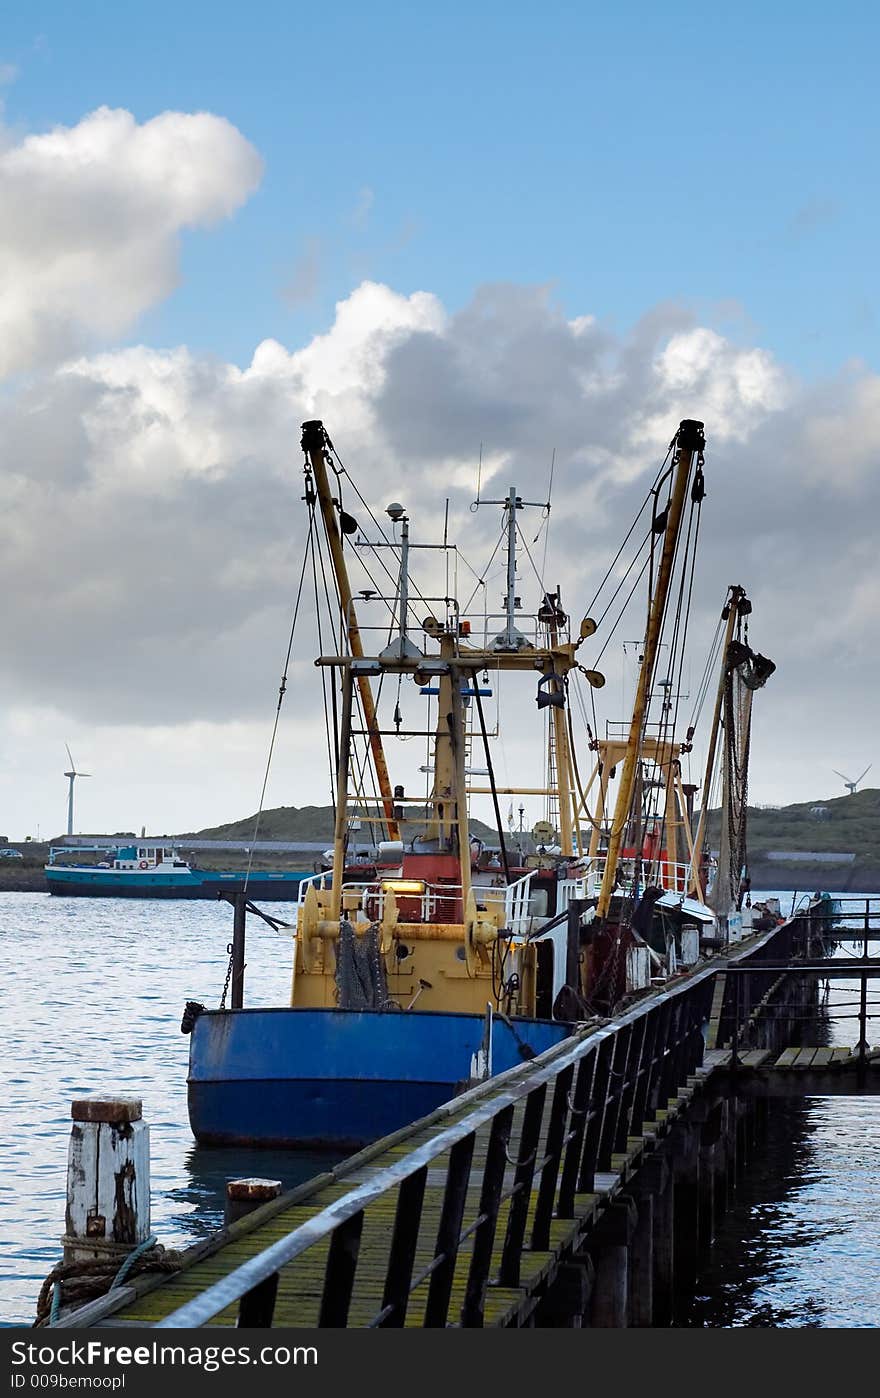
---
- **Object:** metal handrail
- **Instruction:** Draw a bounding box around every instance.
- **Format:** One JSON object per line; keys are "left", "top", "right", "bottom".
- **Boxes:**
{"left": 295, "top": 870, "right": 329, "bottom": 914}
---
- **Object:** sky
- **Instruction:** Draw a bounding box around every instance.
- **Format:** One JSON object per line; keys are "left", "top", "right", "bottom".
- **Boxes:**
{"left": 0, "top": 0, "right": 878, "bottom": 840}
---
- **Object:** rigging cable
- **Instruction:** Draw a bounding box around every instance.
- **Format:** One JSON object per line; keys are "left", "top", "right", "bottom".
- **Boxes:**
{"left": 308, "top": 475, "right": 339, "bottom": 808}
{"left": 582, "top": 441, "right": 674, "bottom": 620}
{"left": 473, "top": 686, "right": 511, "bottom": 883}
{"left": 593, "top": 529, "right": 653, "bottom": 632}
{"left": 242, "top": 502, "right": 315, "bottom": 894}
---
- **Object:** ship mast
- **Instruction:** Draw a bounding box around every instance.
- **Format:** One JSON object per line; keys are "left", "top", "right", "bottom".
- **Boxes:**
{"left": 595, "top": 420, "right": 706, "bottom": 919}
{"left": 688, "top": 584, "right": 746, "bottom": 899}
{"left": 301, "top": 420, "right": 400, "bottom": 842}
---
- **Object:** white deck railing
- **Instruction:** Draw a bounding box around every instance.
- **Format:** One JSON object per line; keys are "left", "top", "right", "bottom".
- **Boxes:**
{"left": 557, "top": 857, "right": 695, "bottom": 910}
{"left": 504, "top": 871, "right": 534, "bottom": 937}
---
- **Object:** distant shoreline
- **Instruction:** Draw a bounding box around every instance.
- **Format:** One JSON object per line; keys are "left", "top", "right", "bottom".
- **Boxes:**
{"left": 2, "top": 861, "right": 879, "bottom": 897}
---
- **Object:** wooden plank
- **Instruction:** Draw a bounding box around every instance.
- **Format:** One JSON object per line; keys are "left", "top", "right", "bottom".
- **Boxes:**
{"left": 811, "top": 1047, "right": 834, "bottom": 1067}
{"left": 830, "top": 1047, "right": 852, "bottom": 1062}
{"left": 740, "top": 1050, "right": 773, "bottom": 1068}
{"left": 774, "top": 1047, "right": 800, "bottom": 1068}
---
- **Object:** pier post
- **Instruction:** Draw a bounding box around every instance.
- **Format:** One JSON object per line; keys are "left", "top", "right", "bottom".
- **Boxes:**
{"left": 712, "top": 1099, "right": 732, "bottom": 1225}
{"left": 225, "top": 1180, "right": 283, "bottom": 1326}
{"left": 648, "top": 1154, "right": 674, "bottom": 1325}
{"left": 734, "top": 1093, "right": 751, "bottom": 1175}
{"left": 225, "top": 1178, "right": 282, "bottom": 1226}
{"left": 64, "top": 1096, "right": 150, "bottom": 1268}
{"left": 670, "top": 1121, "right": 700, "bottom": 1321}
{"left": 586, "top": 1198, "right": 637, "bottom": 1327}
{"left": 535, "top": 1254, "right": 595, "bottom": 1328}
{"left": 698, "top": 1102, "right": 724, "bottom": 1250}
{"left": 626, "top": 1185, "right": 654, "bottom": 1327}
{"left": 725, "top": 1093, "right": 742, "bottom": 1197}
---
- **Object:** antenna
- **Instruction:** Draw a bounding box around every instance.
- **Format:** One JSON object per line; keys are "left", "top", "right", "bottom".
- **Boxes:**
{"left": 470, "top": 442, "right": 483, "bottom": 512}
{"left": 833, "top": 765, "right": 872, "bottom": 796}
{"left": 63, "top": 745, "right": 92, "bottom": 837}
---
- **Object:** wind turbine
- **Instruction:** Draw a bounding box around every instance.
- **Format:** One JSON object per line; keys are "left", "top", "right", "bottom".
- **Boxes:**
{"left": 63, "top": 745, "right": 91, "bottom": 836}
{"left": 833, "top": 765, "right": 872, "bottom": 796}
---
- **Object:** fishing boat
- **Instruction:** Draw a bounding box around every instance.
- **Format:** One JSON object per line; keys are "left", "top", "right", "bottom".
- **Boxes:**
{"left": 182, "top": 417, "right": 774, "bottom": 1147}
{"left": 45, "top": 843, "right": 310, "bottom": 900}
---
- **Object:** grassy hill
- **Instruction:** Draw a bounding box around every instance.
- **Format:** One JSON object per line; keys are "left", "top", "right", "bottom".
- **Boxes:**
{"left": 190, "top": 804, "right": 500, "bottom": 845}
{"left": 701, "top": 787, "right": 880, "bottom": 892}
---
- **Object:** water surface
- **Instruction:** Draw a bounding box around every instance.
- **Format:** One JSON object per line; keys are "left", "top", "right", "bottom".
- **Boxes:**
{"left": 1, "top": 889, "right": 879, "bottom": 1327}
{"left": 0, "top": 893, "right": 338, "bottom": 1327}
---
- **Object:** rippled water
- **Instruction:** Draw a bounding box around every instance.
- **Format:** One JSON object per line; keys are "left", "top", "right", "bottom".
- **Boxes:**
{"left": 687, "top": 1098, "right": 880, "bottom": 1327}
{"left": 0, "top": 893, "right": 340, "bottom": 1327}
{"left": 687, "top": 889, "right": 880, "bottom": 1327}
{"left": 1, "top": 889, "right": 879, "bottom": 1327}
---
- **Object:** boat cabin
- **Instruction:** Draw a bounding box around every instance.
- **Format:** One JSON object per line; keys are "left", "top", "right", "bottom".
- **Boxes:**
{"left": 111, "top": 846, "right": 189, "bottom": 871}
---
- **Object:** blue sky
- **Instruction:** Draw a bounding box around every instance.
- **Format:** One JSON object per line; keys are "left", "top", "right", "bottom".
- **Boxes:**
{"left": 1, "top": 1, "right": 879, "bottom": 835}
{"left": 3, "top": 0, "right": 877, "bottom": 376}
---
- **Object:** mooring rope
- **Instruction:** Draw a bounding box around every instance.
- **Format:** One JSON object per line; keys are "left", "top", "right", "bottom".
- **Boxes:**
{"left": 33, "top": 1242, "right": 183, "bottom": 1328}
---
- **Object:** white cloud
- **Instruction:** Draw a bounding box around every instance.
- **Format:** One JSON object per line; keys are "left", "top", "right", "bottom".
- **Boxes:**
{"left": 2, "top": 276, "right": 880, "bottom": 835}
{"left": 0, "top": 106, "right": 263, "bottom": 375}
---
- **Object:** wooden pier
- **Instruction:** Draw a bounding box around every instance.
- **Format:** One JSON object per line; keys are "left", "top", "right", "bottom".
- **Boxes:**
{"left": 46, "top": 899, "right": 878, "bottom": 1330}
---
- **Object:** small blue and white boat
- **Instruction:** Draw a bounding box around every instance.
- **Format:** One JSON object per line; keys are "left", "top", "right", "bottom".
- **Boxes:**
{"left": 45, "top": 843, "right": 310, "bottom": 901}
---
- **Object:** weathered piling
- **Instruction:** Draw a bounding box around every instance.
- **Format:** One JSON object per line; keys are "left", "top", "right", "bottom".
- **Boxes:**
{"left": 587, "top": 1198, "right": 636, "bottom": 1327}
{"left": 648, "top": 1154, "right": 674, "bottom": 1326}
{"left": 698, "top": 1102, "right": 722, "bottom": 1250}
{"left": 64, "top": 1095, "right": 150, "bottom": 1267}
{"left": 671, "top": 1121, "right": 701, "bottom": 1319}
{"left": 627, "top": 1186, "right": 654, "bottom": 1326}
{"left": 224, "top": 1178, "right": 282, "bottom": 1226}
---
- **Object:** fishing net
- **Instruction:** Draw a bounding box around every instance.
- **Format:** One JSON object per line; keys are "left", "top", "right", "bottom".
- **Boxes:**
{"left": 335, "top": 919, "right": 394, "bottom": 1010}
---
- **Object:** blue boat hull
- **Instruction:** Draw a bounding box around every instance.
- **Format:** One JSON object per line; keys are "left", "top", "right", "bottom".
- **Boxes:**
{"left": 187, "top": 1007, "right": 571, "bottom": 1148}
{"left": 45, "top": 870, "right": 310, "bottom": 900}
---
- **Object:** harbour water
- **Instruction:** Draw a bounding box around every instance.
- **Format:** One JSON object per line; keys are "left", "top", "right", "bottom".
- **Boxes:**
{"left": 1, "top": 890, "right": 878, "bottom": 1327}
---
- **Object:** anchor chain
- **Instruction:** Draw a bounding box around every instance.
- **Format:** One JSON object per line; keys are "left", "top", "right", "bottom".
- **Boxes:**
{"left": 219, "top": 942, "right": 235, "bottom": 1010}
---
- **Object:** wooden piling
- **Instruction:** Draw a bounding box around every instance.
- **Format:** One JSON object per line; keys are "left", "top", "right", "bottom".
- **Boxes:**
{"left": 671, "top": 1121, "right": 700, "bottom": 1320}
{"left": 627, "top": 1189, "right": 654, "bottom": 1327}
{"left": 648, "top": 1153, "right": 675, "bottom": 1326}
{"left": 698, "top": 1105, "right": 724, "bottom": 1251}
{"left": 536, "top": 1254, "right": 594, "bottom": 1328}
{"left": 224, "top": 1178, "right": 282, "bottom": 1226}
{"left": 587, "top": 1198, "right": 637, "bottom": 1327}
{"left": 64, "top": 1096, "right": 150, "bottom": 1267}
